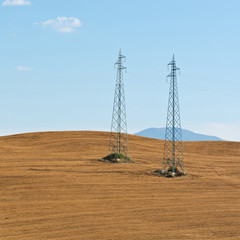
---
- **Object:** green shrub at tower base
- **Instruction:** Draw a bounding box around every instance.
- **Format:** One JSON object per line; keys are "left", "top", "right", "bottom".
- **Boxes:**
{"left": 100, "top": 152, "right": 133, "bottom": 163}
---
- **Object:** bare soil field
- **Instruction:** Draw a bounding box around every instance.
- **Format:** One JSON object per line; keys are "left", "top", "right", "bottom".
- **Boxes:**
{"left": 0, "top": 131, "right": 240, "bottom": 239}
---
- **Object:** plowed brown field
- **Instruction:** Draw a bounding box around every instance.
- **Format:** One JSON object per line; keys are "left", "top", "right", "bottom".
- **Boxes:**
{"left": 0, "top": 131, "right": 240, "bottom": 239}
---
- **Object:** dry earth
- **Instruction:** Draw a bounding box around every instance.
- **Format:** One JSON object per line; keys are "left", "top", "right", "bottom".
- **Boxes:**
{"left": 0, "top": 131, "right": 240, "bottom": 239}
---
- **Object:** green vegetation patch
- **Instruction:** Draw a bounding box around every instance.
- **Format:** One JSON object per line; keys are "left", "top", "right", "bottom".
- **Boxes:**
{"left": 100, "top": 152, "right": 133, "bottom": 163}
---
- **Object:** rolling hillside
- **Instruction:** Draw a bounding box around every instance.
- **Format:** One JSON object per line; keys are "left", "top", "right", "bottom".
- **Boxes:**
{"left": 0, "top": 131, "right": 239, "bottom": 239}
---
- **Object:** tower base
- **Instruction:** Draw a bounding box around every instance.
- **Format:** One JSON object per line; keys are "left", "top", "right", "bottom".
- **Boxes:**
{"left": 153, "top": 168, "right": 187, "bottom": 178}
{"left": 100, "top": 153, "right": 133, "bottom": 164}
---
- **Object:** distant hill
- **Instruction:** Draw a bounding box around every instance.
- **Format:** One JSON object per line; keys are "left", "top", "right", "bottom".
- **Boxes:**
{"left": 135, "top": 128, "right": 223, "bottom": 141}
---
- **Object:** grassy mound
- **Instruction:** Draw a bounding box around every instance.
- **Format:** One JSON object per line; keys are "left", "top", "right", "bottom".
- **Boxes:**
{"left": 100, "top": 153, "right": 133, "bottom": 163}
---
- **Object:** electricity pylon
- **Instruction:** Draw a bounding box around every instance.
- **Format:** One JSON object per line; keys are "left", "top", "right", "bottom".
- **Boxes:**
{"left": 109, "top": 49, "right": 129, "bottom": 157}
{"left": 162, "top": 55, "right": 185, "bottom": 173}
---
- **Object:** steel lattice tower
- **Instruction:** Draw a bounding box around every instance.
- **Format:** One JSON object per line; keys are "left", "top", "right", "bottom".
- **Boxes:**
{"left": 109, "top": 50, "right": 129, "bottom": 157}
{"left": 162, "top": 55, "right": 185, "bottom": 173}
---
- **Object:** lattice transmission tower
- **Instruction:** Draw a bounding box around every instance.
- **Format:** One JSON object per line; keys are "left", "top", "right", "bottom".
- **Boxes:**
{"left": 162, "top": 55, "right": 185, "bottom": 173}
{"left": 109, "top": 50, "right": 129, "bottom": 157}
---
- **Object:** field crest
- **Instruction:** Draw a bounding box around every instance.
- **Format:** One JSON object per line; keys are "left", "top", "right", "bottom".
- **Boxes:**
{"left": 0, "top": 131, "right": 240, "bottom": 239}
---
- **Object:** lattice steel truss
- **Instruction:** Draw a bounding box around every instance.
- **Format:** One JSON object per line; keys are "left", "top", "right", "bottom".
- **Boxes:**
{"left": 109, "top": 50, "right": 129, "bottom": 157}
{"left": 163, "top": 55, "right": 185, "bottom": 172}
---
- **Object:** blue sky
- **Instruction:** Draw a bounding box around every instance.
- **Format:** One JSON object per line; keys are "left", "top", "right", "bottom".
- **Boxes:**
{"left": 1, "top": 0, "right": 240, "bottom": 141}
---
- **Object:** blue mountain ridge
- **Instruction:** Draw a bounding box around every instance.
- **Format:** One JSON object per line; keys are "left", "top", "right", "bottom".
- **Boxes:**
{"left": 135, "top": 128, "right": 223, "bottom": 141}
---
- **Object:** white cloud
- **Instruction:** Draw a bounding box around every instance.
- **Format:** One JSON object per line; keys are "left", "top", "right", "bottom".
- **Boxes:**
{"left": 2, "top": 0, "right": 32, "bottom": 6}
{"left": 41, "top": 16, "right": 82, "bottom": 33}
{"left": 16, "top": 66, "right": 33, "bottom": 71}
